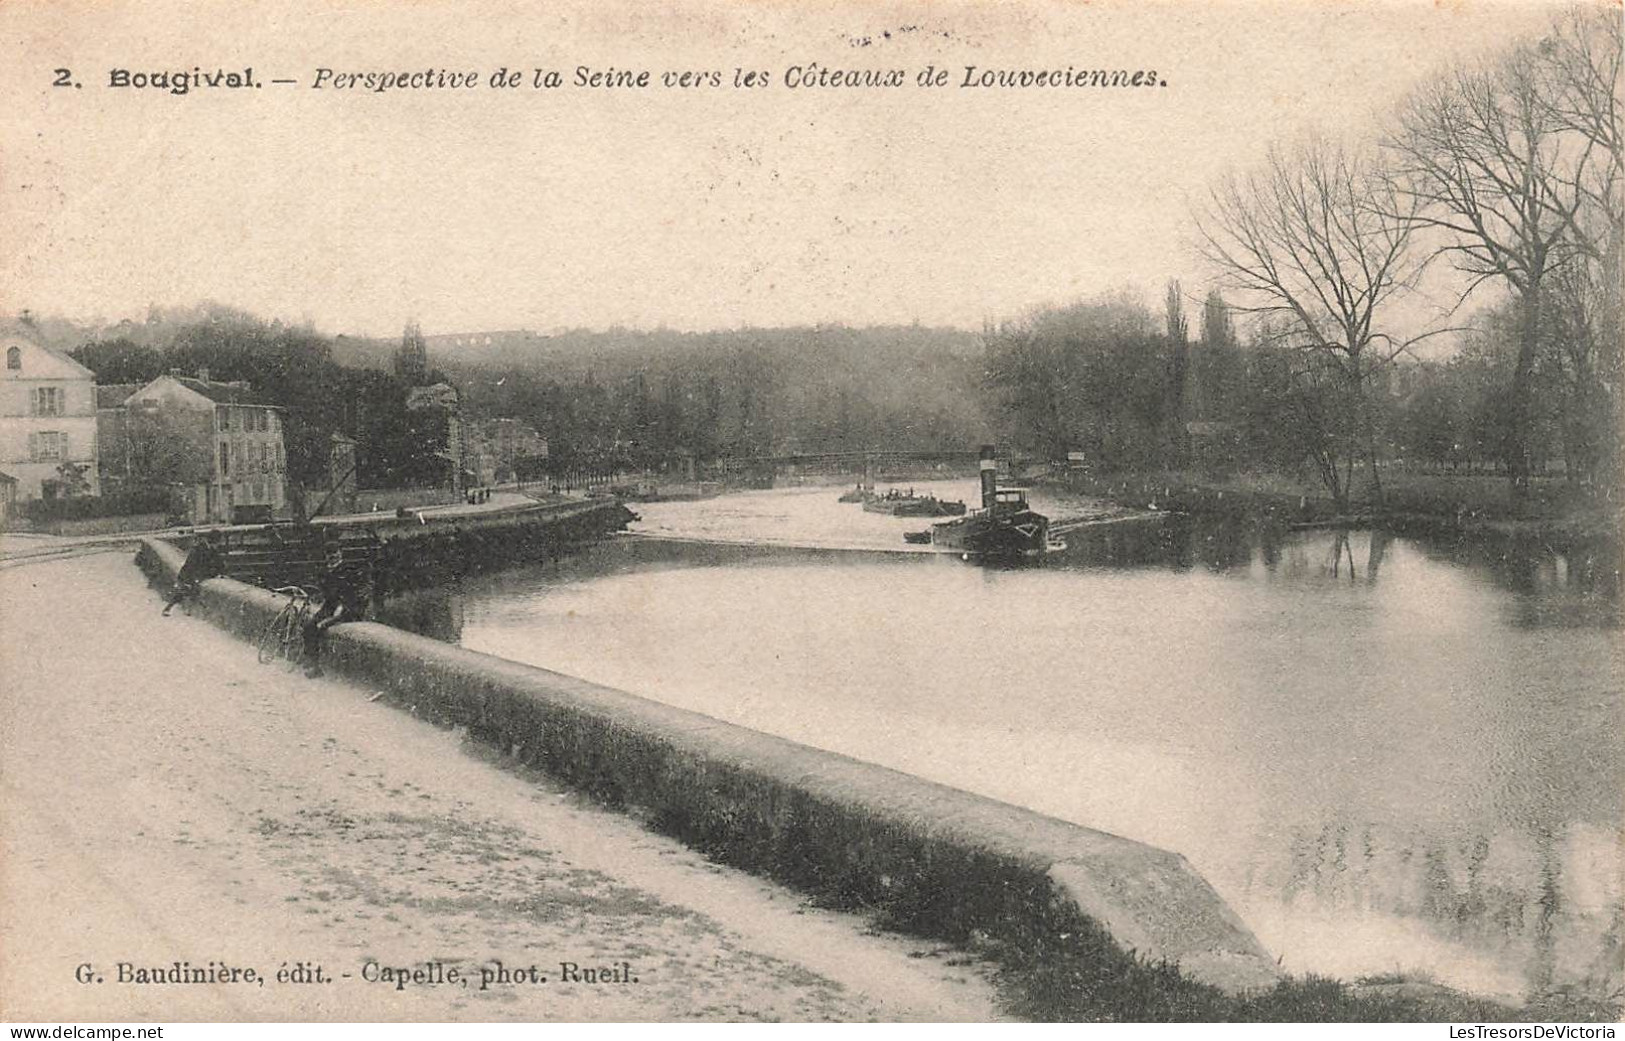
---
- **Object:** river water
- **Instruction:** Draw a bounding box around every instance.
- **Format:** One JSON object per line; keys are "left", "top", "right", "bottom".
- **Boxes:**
{"left": 381, "top": 481, "right": 1623, "bottom": 1003}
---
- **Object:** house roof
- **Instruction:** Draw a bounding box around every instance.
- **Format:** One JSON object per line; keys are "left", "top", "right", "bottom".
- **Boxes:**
{"left": 0, "top": 470, "right": 16, "bottom": 485}
{"left": 133, "top": 374, "right": 281, "bottom": 408}
{"left": 0, "top": 328, "right": 97, "bottom": 379}
{"left": 44, "top": 345, "right": 95, "bottom": 378}
{"left": 171, "top": 376, "right": 279, "bottom": 406}
{"left": 406, "top": 383, "right": 459, "bottom": 409}
{"left": 96, "top": 383, "right": 142, "bottom": 409}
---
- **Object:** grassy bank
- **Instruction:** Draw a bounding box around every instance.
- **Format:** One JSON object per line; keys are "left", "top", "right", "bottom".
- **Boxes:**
{"left": 1047, "top": 468, "right": 1621, "bottom": 544}
{"left": 994, "top": 944, "right": 1620, "bottom": 1022}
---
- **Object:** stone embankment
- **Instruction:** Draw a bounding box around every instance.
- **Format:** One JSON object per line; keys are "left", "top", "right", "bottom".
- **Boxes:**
{"left": 138, "top": 534, "right": 1282, "bottom": 1004}
{"left": 355, "top": 498, "right": 637, "bottom": 595}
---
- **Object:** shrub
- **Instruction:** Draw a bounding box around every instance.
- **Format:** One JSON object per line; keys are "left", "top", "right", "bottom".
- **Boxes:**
{"left": 20, "top": 486, "right": 174, "bottom": 522}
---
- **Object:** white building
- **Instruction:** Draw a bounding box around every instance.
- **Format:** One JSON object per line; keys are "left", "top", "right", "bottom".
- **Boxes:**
{"left": 0, "top": 332, "right": 99, "bottom": 501}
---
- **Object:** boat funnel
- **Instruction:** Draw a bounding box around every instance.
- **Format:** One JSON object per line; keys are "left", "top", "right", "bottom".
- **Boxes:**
{"left": 979, "top": 444, "right": 997, "bottom": 509}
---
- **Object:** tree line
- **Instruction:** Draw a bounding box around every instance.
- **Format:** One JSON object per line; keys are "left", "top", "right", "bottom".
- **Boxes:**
{"left": 437, "top": 324, "right": 989, "bottom": 473}
{"left": 990, "top": 6, "right": 1620, "bottom": 511}
{"left": 66, "top": 307, "right": 993, "bottom": 493}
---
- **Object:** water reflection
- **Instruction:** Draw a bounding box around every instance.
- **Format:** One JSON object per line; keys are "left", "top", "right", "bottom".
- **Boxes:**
{"left": 1049, "top": 515, "right": 1620, "bottom": 628}
{"left": 380, "top": 503, "right": 1622, "bottom": 1002}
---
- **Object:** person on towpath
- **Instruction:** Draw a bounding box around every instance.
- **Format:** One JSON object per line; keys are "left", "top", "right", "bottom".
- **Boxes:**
{"left": 302, "top": 545, "right": 372, "bottom": 678}
{"left": 162, "top": 532, "right": 224, "bottom": 616}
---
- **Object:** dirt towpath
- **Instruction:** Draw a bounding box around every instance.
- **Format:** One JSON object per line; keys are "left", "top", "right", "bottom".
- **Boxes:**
{"left": 0, "top": 551, "right": 1003, "bottom": 1022}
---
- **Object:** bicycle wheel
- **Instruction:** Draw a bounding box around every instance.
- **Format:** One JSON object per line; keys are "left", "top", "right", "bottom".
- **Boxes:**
{"left": 282, "top": 606, "right": 308, "bottom": 671}
{"left": 258, "top": 605, "right": 294, "bottom": 664}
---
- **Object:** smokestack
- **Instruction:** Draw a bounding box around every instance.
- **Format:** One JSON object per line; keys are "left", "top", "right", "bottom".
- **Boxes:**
{"left": 979, "top": 444, "right": 997, "bottom": 510}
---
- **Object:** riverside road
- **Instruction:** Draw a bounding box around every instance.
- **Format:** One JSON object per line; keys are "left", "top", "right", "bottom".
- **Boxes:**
{"left": 0, "top": 549, "right": 1002, "bottom": 1022}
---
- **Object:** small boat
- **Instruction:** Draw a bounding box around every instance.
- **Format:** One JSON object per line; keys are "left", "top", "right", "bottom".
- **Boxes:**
{"left": 837, "top": 484, "right": 871, "bottom": 503}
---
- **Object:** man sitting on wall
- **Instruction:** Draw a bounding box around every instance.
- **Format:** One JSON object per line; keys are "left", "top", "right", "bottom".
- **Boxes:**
{"left": 302, "top": 546, "right": 372, "bottom": 678}
{"left": 162, "top": 532, "right": 224, "bottom": 616}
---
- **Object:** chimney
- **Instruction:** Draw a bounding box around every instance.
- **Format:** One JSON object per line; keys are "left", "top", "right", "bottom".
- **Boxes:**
{"left": 196, "top": 367, "right": 210, "bottom": 383}
{"left": 979, "top": 444, "right": 998, "bottom": 510}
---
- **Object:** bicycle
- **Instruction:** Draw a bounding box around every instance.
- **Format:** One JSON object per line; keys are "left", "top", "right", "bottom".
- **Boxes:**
{"left": 258, "top": 585, "right": 321, "bottom": 669}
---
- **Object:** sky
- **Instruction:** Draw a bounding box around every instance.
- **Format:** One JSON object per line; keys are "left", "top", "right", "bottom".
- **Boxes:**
{"left": 0, "top": 0, "right": 1566, "bottom": 340}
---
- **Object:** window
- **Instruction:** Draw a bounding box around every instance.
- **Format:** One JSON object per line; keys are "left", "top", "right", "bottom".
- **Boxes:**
{"left": 30, "top": 431, "right": 66, "bottom": 462}
{"left": 33, "top": 387, "right": 64, "bottom": 416}
{"left": 5, "top": 347, "right": 19, "bottom": 370}
{"left": 220, "top": 442, "right": 229, "bottom": 477}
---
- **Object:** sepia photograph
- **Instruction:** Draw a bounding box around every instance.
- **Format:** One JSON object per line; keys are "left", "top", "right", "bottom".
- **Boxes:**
{"left": 0, "top": 0, "right": 1620, "bottom": 1027}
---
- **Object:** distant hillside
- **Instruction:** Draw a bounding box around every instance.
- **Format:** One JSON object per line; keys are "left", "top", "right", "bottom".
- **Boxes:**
{"left": 34, "top": 304, "right": 996, "bottom": 464}
{"left": 341, "top": 324, "right": 994, "bottom": 458}
{"left": 333, "top": 324, "right": 983, "bottom": 375}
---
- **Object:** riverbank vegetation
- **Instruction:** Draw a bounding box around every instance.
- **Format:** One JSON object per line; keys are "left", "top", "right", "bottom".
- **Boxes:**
{"left": 991, "top": 7, "right": 1620, "bottom": 527}
{"left": 995, "top": 945, "right": 1620, "bottom": 1023}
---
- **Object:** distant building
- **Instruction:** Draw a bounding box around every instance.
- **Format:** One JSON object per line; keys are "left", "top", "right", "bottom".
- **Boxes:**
{"left": 466, "top": 418, "right": 548, "bottom": 485}
{"left": 114, "top": 371, "right": 288, "bottom": 523}
{"left": 0, "top": 331, "right": 100, "bottom": 501}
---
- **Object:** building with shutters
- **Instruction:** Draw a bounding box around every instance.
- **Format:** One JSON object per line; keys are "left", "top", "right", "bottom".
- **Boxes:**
{"left": 0, "top": 331, "right": 100, "bottom": 501}
{"left": 114, "top": 371, "right": 288, "bottom": 523}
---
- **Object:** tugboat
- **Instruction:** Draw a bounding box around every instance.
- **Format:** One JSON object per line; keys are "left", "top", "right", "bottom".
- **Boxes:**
{"left": 925, "top": 446, "right": 1056, "bottom": 561}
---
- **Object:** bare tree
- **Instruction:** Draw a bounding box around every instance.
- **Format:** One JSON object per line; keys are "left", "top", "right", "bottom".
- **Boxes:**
{"left": 1195, "top": 137, "right": 1438, "bottom": 506}
{"left": 1387, "top": 31, "right": 1608, "bottom": 502}
{"left": 1538, "top": 6, "right": 1623, "bottom": 244}
{"left": 1540, "top": 7, "right": 1623, "bottom": 489}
